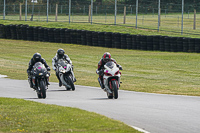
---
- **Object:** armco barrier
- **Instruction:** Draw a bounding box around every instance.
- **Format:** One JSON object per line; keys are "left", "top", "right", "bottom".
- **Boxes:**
{"left": 0, "top": 24, "right": 200, "bottom": 53}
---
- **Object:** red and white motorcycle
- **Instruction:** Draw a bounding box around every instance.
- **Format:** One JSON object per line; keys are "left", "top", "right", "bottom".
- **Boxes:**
{"left": 101, "top": 61, "right": 122, "bottom": 99}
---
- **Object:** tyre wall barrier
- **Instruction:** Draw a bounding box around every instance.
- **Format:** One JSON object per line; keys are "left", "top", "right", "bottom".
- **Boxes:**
{"left": 0, "top": 24, "right": 200, "bottom": 53}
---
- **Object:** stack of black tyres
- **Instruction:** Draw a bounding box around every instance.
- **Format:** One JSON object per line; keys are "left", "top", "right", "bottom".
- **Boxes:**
{"left": 70, "top": 29, "right": 77, "bottom": 44}
{"left": 38, "top": 27, "right": 45, "bottom": 42}
{"left": 10, "top": 25, "right": 17, "bottom": 40}
{"left": 114, "top": 33, "right": 121, "bottom": 48}
{"left": 164, "top": 36, "right": 170, "bottom": 52}
{"left": 43, "top": 28, "right": 49, "bottom": 42}
{"left": 81, "top": 30, "right": 87, "bottom": 45}
{"left": 86, "top": 31, "right": 92, "bottom": 46}
{"left": 98, "top": 32, "right": 105, "bottom": 47}
{"left": 60, "top": 28, "right": 66, "bottom": 43}
{"left": 195, "top": 38, "right": 200, "bottom": 53}
{"left": 65, "top": 29, "right": 71, "bottom": 44}
{"left": 121, "top": 34, "right": 127, "bottom": 49}
{"left": 54, "top": 28, "right": 61, "bottom": 43}
{"left": 153, "top": 36, "right": 160, "bottom": 51}
{"left": 4, "top": 23, "right": 200, "bottom": 54}
{"left": 159, "top": 36, "right": 165, "bottom": 51}
{"left": 182, "top": 38, "right": 189, "bottom": 52}
{"left": 147, "top": 36, "right": 153, "bottom": 50}
{"left": 5, "top": 25, "right": 11, "bottom": 39}
{"left": 20, "top": 25, "right": 28, "bottom": 40}
{"left": 16, "top": 24, "right": 22, "bottom": 40}
{"left": 105, "top": 32, "right": 112, "bottom": 48}
{"left": 27, "top": 26, "right": 34, "bottom": 41}
{"left": 0, "top": 24, "right": 5, "bottom": 38}
{"left": 177, "top": 37, "right": 183, "bottom": 52}
{"left": 135, "top": 35, "right": 141, "bottom": 50}
{"left": 170, "top": 37, "right": 177, "bottom": 52}
{"left": 140, "top": 35, "right": 147, "bottom": 50}
{"left": 77, "top": 30, "right": 82, "bottom": 44}
{"left": 188, "top": 38, "right": 195, "bottom": 52}
{"left": 48, "top": 28, "right": 55, "bottom": 42}
{"left": 33, "top": 27, "right": 39, "bottom": 41}
{"left": 126, "top": 34, "right": 132, "bottom": 49}
{"left": 112, "top": 33, "right": 116, "bottom": 48}
{"left": 131, "top": 35, "right": 137, "bottom": 50}
{"left": 92, "top": 31, "right": 98, "bottom": 46}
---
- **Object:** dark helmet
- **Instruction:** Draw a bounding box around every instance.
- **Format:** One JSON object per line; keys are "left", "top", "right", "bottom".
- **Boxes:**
{"left": 33, "top": 53, "right": 41, "bottom": 62}
{"left": 57, "top": 48, "right": 65, "bottom": 58}
{"left": 102, "top": 52, "right": 111, "bottom": 63}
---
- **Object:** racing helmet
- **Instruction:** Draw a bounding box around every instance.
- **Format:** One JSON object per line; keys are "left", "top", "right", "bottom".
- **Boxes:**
{"left": 33, "top": 53, "right": 41, "bottom": 62}
{"left": 102, "top": 52, "right": 111, "bottom": 63}
{"left": 57, "top": 48, "right": 65, "bottom": 58}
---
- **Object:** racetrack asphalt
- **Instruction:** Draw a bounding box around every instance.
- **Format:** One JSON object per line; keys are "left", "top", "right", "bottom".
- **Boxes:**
{"left": 0, "top": 76, "right": 200, "bottom": 133}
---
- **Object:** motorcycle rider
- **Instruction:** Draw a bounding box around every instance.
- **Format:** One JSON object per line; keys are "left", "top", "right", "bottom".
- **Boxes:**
{"left": 52, "top": 48, "right": 76, "bottom": 87}
{"left": 27, "top": 53, "right": 51, "bottom": 89}
{"left": 96, "top": 52, "right": 122, "bottom": 89}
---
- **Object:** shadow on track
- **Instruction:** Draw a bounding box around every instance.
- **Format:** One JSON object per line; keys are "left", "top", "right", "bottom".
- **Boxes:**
{"left": 90, "top": 98, "right": 111, "bottom": 100}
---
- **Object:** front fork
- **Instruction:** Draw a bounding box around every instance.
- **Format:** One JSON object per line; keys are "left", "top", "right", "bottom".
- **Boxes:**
{"left": 32, "top": 77, "right": 47, "bottom": 89}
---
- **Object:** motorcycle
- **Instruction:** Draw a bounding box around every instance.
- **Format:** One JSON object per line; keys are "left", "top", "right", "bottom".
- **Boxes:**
{"left": 30, "top": 62, "right": 50, "bottom": 99}
{"left": 99, "top": 61, "right": 121, "bottom": 99}
{"left": 56, "top": 59, "right": 75, "bottom": 91}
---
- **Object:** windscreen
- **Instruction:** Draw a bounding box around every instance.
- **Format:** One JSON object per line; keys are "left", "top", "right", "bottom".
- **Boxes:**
{"left": 105, "top": 61, "right": 115, "bottom": 69}
{"left": 57, "top": 59, "right": 68, "bottom": 67}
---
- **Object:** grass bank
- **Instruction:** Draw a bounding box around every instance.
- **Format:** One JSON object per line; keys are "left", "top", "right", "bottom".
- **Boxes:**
{"left": 0, "top": 97, "right": 139, "bottom": 133}
{"left": 0, "top": 19, "right": 199, "bottom": 38}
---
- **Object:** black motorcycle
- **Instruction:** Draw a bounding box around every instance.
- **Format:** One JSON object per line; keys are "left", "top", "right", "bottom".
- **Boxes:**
{"left": 31, "top": 62, "right": 50, "bottom": 99}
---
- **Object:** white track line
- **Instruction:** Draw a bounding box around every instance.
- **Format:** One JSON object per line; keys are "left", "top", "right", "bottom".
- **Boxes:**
{"left": 131, "top": 126, "right": 150, "bottom": 133}
{"left": 0, "top": 74, "right": 7, "bottom": 78}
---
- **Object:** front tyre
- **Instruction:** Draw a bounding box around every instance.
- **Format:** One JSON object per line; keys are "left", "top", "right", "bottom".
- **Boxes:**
{"left": 38, "top": 80, "right": 46, "bottom": 99}
{"left": 65, "top": 76, "right": 75, "bottom": 91}
{"left": 112, "top": 80, "right": 118, "bottom": 99}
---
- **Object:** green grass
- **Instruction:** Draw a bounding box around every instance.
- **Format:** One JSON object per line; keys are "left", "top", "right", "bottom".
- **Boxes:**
{"left": 0, "top": 19, "right": 199, "bottom": 133}
{"left": 2, "top": 13, "right": 200, "bottom": 38}
{"left": 1, "top": 39, "right": 200, "bottom": 96}
{"left": 0, "top": 97, "right": 139, "bottom": 133}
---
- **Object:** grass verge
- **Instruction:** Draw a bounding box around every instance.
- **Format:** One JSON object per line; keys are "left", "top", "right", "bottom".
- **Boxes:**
{"left": 0, "top": 97, "right": 139, "bottom": 133}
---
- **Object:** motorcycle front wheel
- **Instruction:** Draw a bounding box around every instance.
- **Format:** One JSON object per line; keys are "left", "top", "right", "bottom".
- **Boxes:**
{"left": 65, "top": 76, "right": 75, "bottom": 91}
{"left": 112, "top": 80, "right": 118, "bottom": 99}
{"left": 37, "top": 80, "right": 46, "bottom": 99}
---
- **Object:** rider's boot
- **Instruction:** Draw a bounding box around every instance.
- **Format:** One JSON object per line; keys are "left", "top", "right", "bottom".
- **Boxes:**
{"left": 47, "top": 77, "right": 50, "bottom": 85}
{"left": 59, "top": 81, "right": 62, "bottom": 87}
{"left": 73, "top": 77, "right": 76, "bottom": 82}
{"left": 98, "top": 77, "right": 104, "bottom": 89}
{"left": 28, "top": 77, "right": 33, "bottom": 88}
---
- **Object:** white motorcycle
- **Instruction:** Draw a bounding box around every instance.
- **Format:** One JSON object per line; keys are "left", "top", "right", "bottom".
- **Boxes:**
{"left": 56, "top": 59, "right": 75, "bottom": 91}
{"left": 99, "top": 61, "right": 122, "bottom": 99}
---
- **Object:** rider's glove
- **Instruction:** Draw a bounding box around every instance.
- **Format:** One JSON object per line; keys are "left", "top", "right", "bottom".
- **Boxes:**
{"left": 98, "top": 69, "right": 104, "bottom": 76}
{"left": 119, "top": 66, "right": 123, "bottom": 70}
{"left": 53, "top": 66, "right": 56, "bottom": 71}
{"left": 27, "top": 69, "right": 31, "bottom": 76}
{"left": 117, "top": 64, "right": 123, "bottom": 70}
{"left": 47, "top": 67, "right": 51, "bottom": 71}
